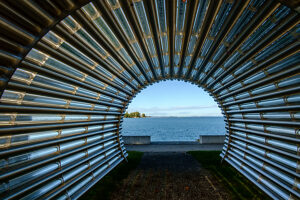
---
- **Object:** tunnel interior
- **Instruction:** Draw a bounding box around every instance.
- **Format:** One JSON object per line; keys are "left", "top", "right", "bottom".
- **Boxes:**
{"left": 0, "top": 0, "right": 299, "bottom": 199}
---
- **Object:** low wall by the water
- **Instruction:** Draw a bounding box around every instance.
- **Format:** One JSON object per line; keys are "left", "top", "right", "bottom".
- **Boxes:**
{"left": 123, "top": 136, "right": 151, "bottom": 145}
{"left": 198, "top": 135, "right": 226, "bottom": 144}
{"left": 123, "top": 135, "right": 225, "bottom": 145}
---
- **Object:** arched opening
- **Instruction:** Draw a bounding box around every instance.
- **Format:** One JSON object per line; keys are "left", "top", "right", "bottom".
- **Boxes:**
{"left": 122, "top": 80, "right": 226, "bottom": 142}
{"left": 0, "top": 0, "right": 299, "bottom": 199}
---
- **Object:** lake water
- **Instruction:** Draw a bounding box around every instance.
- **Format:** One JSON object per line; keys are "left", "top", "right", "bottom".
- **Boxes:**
{"left": 121, "top": 117, "right": 226, "bottom": 141}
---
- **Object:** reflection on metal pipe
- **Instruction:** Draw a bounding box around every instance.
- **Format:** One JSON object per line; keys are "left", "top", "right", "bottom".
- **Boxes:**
{"left": 0, "top": 0, "right": 299, "bottom": 199}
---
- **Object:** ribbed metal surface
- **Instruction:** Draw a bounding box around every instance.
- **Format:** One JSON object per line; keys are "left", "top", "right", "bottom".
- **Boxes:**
{"left": 0, "top": 0, "right": 299, "bottom": 199}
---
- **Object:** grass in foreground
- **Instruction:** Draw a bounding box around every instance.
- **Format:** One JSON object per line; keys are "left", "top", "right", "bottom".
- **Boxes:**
{"left": 79, "top": 151, "right": 143, "bottom": 200}
{"left": 188, "top": 151, "right": 271, "bottom": 200}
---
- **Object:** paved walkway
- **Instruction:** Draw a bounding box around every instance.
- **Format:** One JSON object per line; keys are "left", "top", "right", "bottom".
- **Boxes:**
{"left": 111, "top": 152, "right": 230, "bottom": 200}
{"left": 125, "top": 143, "right": 223, "bottom": 152}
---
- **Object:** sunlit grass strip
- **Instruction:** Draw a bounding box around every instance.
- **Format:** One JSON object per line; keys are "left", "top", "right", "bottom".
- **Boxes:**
{"left": 188, "top": 151, "right": 271, "bottom": 200}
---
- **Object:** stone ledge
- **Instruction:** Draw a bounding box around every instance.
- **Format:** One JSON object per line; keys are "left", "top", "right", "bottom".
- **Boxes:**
{"left": 123, "top": 136, "right": 151, "bottom": 145}
{"left": 198, "top": 135, "right": 225, "bottom": 144}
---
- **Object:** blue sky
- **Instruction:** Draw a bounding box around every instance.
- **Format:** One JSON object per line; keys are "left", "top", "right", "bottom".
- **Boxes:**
{"left": 126, "top": 80, "right": 222, "bottom": 117}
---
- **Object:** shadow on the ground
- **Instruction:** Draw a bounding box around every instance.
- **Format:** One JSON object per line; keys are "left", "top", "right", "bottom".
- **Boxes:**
{"left": 80, "top": 151, "right": 271, "bottom": 200}
{"left": 110, "top": 152, "right": 231, "bottom": 200}
{"left": 79, "top": 151, "right": 143, "bottom": 200}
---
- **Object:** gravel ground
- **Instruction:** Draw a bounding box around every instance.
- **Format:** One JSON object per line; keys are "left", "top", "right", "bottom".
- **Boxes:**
{"left": 111, "top": 152, "right": 231, "bottom": 200}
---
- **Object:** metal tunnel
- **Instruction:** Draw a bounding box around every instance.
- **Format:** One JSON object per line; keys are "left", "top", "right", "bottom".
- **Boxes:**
{"left": 0, "top": 0, "right": 299, "bottom": 199}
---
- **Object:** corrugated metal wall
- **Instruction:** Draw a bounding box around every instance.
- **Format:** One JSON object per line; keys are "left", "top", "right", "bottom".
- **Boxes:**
{"left": 0, "top": 0, "right": 299, "bottom": 199}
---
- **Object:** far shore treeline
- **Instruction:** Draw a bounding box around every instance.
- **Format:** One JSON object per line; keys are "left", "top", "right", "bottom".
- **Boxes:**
{"left": 124, "top": 111, "right": 146, "bottom": 118}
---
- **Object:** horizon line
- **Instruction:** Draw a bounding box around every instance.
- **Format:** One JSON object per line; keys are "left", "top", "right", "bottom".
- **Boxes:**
{"left": 126, "top": 115, "right": 223, "bottom": 117}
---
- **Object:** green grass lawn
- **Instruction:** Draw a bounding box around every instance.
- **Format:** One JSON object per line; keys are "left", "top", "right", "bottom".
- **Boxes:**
{"left": 79, "top": 151, "right": 143, "bottom": 200}
{"left": 188, "top": 151, "right": 271, "bottom": 200}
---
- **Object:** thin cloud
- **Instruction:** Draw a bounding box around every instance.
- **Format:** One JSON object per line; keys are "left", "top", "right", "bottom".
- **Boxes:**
{"left": 128, "top": 105, "right": 219, "bottom": 112}
{"left": 127, "top": 105, "right": 222, "bottom": 117}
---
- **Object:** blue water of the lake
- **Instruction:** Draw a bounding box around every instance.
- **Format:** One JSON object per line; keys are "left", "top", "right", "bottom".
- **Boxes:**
{"left": 121, "top": 117, "right": 226, "bottom": 141}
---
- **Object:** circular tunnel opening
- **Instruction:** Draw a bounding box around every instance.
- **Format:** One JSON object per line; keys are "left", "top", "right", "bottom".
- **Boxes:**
{"left": 122, "top": 80, "right": 226, "bottom": 142}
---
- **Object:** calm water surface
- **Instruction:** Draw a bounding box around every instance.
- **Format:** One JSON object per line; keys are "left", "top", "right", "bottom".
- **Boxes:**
{"left": 121, "top": 117, "right": 226, "bottom": 141}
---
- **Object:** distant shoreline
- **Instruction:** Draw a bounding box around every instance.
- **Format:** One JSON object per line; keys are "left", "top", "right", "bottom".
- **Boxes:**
{"left": 124, "top": 111, "right": 147, "bottom": 118}
{"left": 125, "top": 116, "right": 223, "bottom": 118}
{"left": 124, "top": 116, "right": 149, "bottom": 118}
